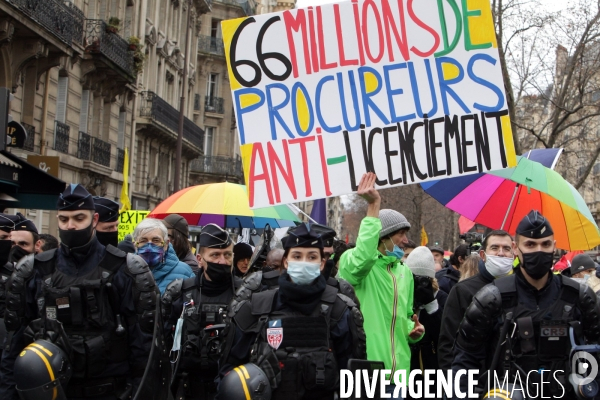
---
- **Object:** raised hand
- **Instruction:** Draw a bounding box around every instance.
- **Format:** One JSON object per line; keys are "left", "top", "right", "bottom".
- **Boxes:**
{"left": 357, "top": 172, "right": 381, "bottom": 205}
{"left": 409, "top": 314, "right": 425, "bottom": 340}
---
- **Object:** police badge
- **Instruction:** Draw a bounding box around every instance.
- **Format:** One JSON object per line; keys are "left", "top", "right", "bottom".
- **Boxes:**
{"left": 266, "top": 319, "right": 283, "bottom": 350}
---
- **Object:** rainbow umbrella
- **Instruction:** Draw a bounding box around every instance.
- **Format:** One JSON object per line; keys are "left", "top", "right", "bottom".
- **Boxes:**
{"left": 148, "top": 182, "right": 300, "bottom": 228}
{"left": 421, "top": 157, "right": 600, "bottom": 251}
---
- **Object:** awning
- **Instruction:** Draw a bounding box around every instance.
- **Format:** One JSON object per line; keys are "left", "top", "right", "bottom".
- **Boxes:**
{"left": 0, "top": 151, "right": 66, "bottom": 210}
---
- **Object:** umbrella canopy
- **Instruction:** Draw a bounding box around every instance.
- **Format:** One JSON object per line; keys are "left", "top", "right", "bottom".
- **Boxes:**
{"left": 148, "top": 182, "right": 300, "bottom": 228}
{"left": 421, "top": 157, "right": 600, "bottom": 251}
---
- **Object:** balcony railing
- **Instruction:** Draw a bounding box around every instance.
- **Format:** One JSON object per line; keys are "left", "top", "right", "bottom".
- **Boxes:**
{"left": 194, "top": 94, "right": 201, "bottom": 111}
{"left": 205, "top": 96, "right": 224, "bottom": 114}
{"left": 22, "top": 122, "right": 35, "bottom": 152}
{"left": 78, "top": 131, "right": 91, "bottom": 160}
{"left": 7, "top": 0, "right": 84, "bottom": 45}
{"left": 198, "top": 35, "right": 224, "bottom": 56}
{"left": 116, "top": 148, "right": 125, "bottom": 173}
{"left": 54, "top": 121, "right": 70, "bottom": 154}
{"left": 190, "top": 155, "right": 244, "bottom": 178}
{"left": 92, "top": 137, "right": 111, "bottom": 167}
{"left": 213, "top": 0, "right": 255, "bottom": 15}
{"left": 84, "top": 19, "right": 134, "bottom": 78}
{"left": 140, "top": 91, "right": 204, "bottom": 151}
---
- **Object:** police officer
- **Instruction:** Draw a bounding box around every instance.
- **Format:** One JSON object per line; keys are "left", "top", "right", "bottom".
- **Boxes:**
{"left": 219, "top": 223, "right": 366, "bottom": 400}
{"left": 0, "top": 214, "right": 19, "bottom": 360}
{"left": 0, "top": 184, "right": 160, "bottom": 400}
{"left": 452, "top": 210, "right": 600, "bottom": 398}
{"left": 93, "top": 197, "right": 120, "bottom": 248}
{"left": 161, "top": 223, "right": 242, "bottom": 400}
{"left": 9, "top": 213, "right": 40, "bottom": 263}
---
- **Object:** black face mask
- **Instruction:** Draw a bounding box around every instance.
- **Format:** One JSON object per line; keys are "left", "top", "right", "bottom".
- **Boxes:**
{"left": 205, "top": 260, "right": 232, "bottom": 284}
{"left": 9, "top": 244, "right": 30, "bottom": 263}
{"left": 59, "top": 222, "right": 94, "bottom": 249}
{"left": 413, "top": 275, "right": 435, "bottom": 309}
{"left": 520, "top": 250, "right": 554, "bottom": 279}
{"left": 0, "top": 239, "right": 12, "bottom": 265}
{"left": 96, "top": 231, "right": 118, "bottom": 248}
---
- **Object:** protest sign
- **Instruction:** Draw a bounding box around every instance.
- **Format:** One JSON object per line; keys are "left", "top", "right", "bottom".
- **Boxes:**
{"left": 118, "top": 210, "right": 149, "bottom": 242}
{"left": 222, "top": 0, "right": 517, "bottom": 208}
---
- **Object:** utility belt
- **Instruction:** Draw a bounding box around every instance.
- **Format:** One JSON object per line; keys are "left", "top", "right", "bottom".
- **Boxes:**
{"left": 66, "top": 376, "right": 131, "bottom": 399}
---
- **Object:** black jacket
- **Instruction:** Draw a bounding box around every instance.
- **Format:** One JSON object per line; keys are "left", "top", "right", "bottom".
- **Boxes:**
{"left": 435, "top": 265, "right": 461, "bottom": 295}
{"left": 437, "top": 260, "right": 492, "bottom": 370}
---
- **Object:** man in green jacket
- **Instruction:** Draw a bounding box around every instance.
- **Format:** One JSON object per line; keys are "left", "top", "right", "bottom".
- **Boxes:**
{"left": 339, "top": 172, "right": 424, "bottom": 398}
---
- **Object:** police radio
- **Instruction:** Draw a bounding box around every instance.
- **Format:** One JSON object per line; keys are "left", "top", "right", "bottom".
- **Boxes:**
{"left": 568, "top": 323, "right": 600, "bottom": 399}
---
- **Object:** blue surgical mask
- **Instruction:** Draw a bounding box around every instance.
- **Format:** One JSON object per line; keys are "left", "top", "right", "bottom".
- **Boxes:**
{"left": 136, "top": 243, "right": 165, "bottom": 268}
{"left": 287, "top": 261, "right": 321, "bottom": 285}
{"left": 384, "top": 241, "right": 405, "bottom": 260}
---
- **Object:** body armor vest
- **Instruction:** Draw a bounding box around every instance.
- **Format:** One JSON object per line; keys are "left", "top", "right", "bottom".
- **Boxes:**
{"left": 494, "top": 275, "right": 579, "bottom": 395}
{"left": 36, "top": 247, "right": 129, "bottom": 380}
{"left": 238, "top": 285, "right": 345, "bottom": 400}
{"left": 178, "top": 276, "right": 234, "bottom": 375}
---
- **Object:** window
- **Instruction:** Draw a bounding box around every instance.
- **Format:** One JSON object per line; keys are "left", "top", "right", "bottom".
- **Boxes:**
{"left": 117, "top": 110, "right": 126, "bottom": 149}
{"left": 211, "top": 19, "right": 220, "bottom": 38}
{"left": 79, "top": 90, "right": 90, "bottom": 133}
{"left": 56, "top": 76, "right": 69, "bottom": 123}
{"left": 207, "top": 74, "right": 218, "bottom": 98}
{"left": 204, "top": 127, "right": 214, "bottom": 157}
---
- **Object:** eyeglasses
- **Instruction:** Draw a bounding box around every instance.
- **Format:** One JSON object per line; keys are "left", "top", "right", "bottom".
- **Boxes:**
{"left": 136, "top": 238, "right": 165, "bottom": 247}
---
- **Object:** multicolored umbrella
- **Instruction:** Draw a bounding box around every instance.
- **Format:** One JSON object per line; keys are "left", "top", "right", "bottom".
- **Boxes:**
{"left": 421, "top": 157, "right": 600, "bottom": 251}
{"left": 148, "top": 182, "right": 300, "bottom": 228}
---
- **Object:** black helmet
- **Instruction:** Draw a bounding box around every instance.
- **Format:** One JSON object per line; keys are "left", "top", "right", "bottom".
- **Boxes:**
{"left": 482, "top": 383, "right": 527, "bottom": 399}
{"left": 218, "top": 363, "right": 271, "bottom": 400}
{"left": 14, "top": 340, "right": 72, "bottom": 400}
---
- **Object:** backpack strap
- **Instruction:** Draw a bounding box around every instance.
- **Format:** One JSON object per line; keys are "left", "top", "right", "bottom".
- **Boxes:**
{"left": 99, "top": 245, "right": 127, "bottom": 274}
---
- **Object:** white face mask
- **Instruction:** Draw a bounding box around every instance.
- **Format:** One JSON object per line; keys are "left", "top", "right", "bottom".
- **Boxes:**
{"left": 287, "top": 261, "right": 321, "bottom": 285}
{"left": 485, "top": 253, "right": 514, "bottom": 277}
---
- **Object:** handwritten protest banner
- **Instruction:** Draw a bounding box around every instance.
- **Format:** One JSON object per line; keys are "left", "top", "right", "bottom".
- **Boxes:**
{"left": 222, "top": 0, "right": 517, "bottom": 208}
{"left": 118, "top": 210, "right": 149, "bottom": 243}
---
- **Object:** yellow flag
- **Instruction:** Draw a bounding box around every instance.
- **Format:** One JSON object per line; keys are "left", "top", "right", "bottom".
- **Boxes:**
{"left": 120, "top": 148, "right": 131, "bottom": 212}
{"left": 420, "top": 226, "right": 428, "bottom": 246}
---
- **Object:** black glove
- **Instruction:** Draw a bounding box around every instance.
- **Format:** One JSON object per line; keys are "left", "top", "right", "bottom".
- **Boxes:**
{"left": 413, "top": 275, "right": 435, "bottom": 309}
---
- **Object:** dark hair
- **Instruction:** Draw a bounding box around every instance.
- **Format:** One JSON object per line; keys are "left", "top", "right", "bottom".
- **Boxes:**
{"left": 169, "top": 228, "right": 191, "bottom": 260}
{"left": 403, "top": 239, "right": 417, "bottom": 250}
{"left": 39, "top": 234, "right": 58, "bottom": 251}
{"left": 332, "top": 240, "right": 349, "bottom": 260}
{"left": 31, "top": 232, "right": 40, "bottom": 245}
{"left": 450, "top": 244, "right": 469, "bottom": 268}
{"left": 283, "top": 247, "right": 326, "bottom": 260}
{"left": 482, "top": 230, "right": 512, "bottom": 251}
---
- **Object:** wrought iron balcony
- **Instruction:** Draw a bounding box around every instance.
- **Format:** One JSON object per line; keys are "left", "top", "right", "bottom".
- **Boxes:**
{"left": 116, "top": 148, "right": 125, "bottom": 173}
{"left": 6, "top": 0, "right": 84, "bottom": 45}
{"left": 205, "top": 96, "right": 224, "bottom": 114}
{"left": 84, "top": 19, "right": 135, "bottom": 79}
{"left": 213, "top": 0, "right": 255, "bottom": 16}
{"left": 92, "top": 137, "right": 111, "bottom": 167}
{"left": 78, "top": 131, "right": 91, "bottom": 160}
{"left": 22, "top": 123, "right": 35, "bottom": 152}
{"left": 139, "top": 91, "right": 204, "bottom": 152}
{"left": 194, "top": 94, "right": 201, "bottom": 111}
{"left": 198, "top": 35, "right": 224, "bottom": 56}
{"left": 54, "top": 121, "right": 70, "bottom": 154}
{"left": 190, "top": 155, "right": 244, "bottom": 178}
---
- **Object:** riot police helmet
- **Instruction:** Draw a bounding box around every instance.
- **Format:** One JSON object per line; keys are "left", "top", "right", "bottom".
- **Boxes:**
{"left": 482, "top": 383, "right": 527, "bottom": 399}
{"left": 218, "top": 363, "right": 271, "bottom": 400}
{"left": 14, "top": 340, "right": 72, "bottom": 400}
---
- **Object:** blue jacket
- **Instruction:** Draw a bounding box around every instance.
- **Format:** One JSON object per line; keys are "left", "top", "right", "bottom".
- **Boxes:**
{"left": 152, "top": 243, "right": 195, "bottom": 293}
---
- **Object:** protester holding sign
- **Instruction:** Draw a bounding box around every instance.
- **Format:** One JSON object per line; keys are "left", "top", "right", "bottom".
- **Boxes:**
{"left": 338, "top": 172, "right": 424, "bottom": 398}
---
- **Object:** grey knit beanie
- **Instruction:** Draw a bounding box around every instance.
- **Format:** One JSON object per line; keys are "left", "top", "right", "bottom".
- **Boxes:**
{"left": 405, "top": 246, "right": 435, "bottom": 278}
{"left": 379, "top": 209, "right": 411, "bottom": 238}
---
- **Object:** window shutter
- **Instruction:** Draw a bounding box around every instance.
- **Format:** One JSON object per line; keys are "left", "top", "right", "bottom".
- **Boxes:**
{"left": 79, "top": 89, "right": 90, "bottom": 133}
{"left": 117, "top": 111, "right": 126, "bottom": 149}
{"left": 56, "top": 77, "right": 68, "bottom": 123}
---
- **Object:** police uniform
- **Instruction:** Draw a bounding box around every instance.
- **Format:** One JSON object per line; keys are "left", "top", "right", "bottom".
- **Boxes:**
{"left": 0, "top": 214, "right": 20, "bottom": 361}
{"left": 219, "top": 223, "right": 366, "bottom": 400}
{"left": 161, "top": 224, "right": 242, "bottom": 400}
{"left": 451, "top": 211, "right": 600, "bottom": 398}
{"left": 93, "top": 197, "right": 120, "bottom": 248}
{"left": 0, "top": 184, "right": 159, "bottom": 400}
